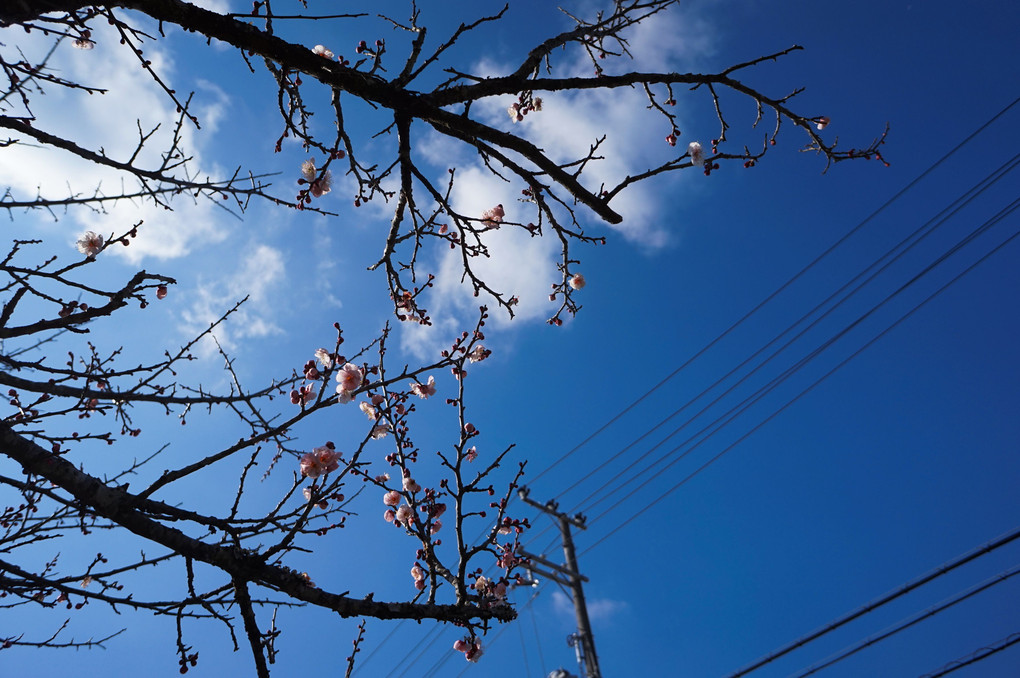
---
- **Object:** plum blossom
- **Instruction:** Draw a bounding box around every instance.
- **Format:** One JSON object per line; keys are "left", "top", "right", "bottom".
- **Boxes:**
{"left": 465, "top": 446, "right": 478, "bottom": 462}
{"left": 335, "top": 363, "right": 363, "bottom": 400}
{"left": 359, "top": 401, "right": 378, "bottom": 421}
{"left": 370, "top": 424, "right": 389, "bottom": 439}
{"left": 410, "top": 375, "right": 436, "bottom": 399}
{"left": 402, "top": 476, "right": 421, "bottom": 493}
{"left": 569, "top": 273, "right": 586, "bottom": 290}
{"left": 688, "top": 141, "right": 705, "bottom": 167}
{"left": 468, "top": 345, "right": 490, "bottom": 363}
{"left": 290, "top": 385, "right": 316, "bottom": 406}
{"left": 394, "top": 504, "right": 414, "bottom": 526}
{"left": 299, "top": 444, "right": 340, "bottom": 478}
{"left": 411, "top": 564, "right": 425, "bottom": 582}
{"left": 73, "top": 38, "right": 95, "bottom": 50}
{"left": 300, "top": 158, "right": 332, "bottom": 197}
{"left": 76, "top": 231, "right": 104, "bottom": 257}
{"left": 384, "top": 509, "right": 396, "bottom": 522}
{"left": 480, "top": 204, "right": 504, "bottom": 228}
{"left": 312, "top": 44, "right": 334, "bottom": 59}
{"left": 314, "top": 348, "right": 334, "bottom": 369}
{"left": 431, "top": 519, "right": 442, "bottom": 534}
{"left": 383, "top": 490, "right": 401, "bottom": 506}
{"left": 453, "top": 638, "right": 484, "bottom": 662}
{"left": 507, "top": 102, "right": 523, "bottom": 123}
{"left": 375, "top": 473, "right": 390, "bottom": 482}
{"left": 816, "top": 115, "right": 831, "bottom": 130}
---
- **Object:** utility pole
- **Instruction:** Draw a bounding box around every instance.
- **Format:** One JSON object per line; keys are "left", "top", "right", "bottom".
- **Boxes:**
{"left": 517, "top": 487, "right": 602, "bottom": 678}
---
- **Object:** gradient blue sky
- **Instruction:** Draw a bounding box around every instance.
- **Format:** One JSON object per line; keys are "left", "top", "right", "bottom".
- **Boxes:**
{"left": 3, "top": 1, "right": 1019, "bottom": 677}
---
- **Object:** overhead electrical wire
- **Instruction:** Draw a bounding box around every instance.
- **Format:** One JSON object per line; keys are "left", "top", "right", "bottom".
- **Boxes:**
{"left": 580, "top": 199, "right": 1020, "bottom": 557}
{"left": 724, "top": 524, "right": 1020, "bottom": 677}
{"left": 793, "top": 562, "right": 1020, "bottom": 676}
{"left": 918, "top": 631, "right": 1020, "bottom": 678}
{"left": 524, "top": 94, "right": 1020, "bottom": 489}
{"left": 557, "top": 153, "right": 1020, "bottom": 520}
{"left": 571, "top": 181, "right": 1020, "bottom": 525}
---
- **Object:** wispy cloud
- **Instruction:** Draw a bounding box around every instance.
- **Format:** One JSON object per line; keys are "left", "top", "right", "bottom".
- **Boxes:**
{"left": 551, "top": 590, "right": 629, "bottom": 624}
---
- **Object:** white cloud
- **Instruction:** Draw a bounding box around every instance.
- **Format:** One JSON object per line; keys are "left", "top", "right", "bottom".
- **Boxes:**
{"left": 551, "top": 590, "right": 628, "bottom": 623}
{"left": 0, "top": 22, "right": 235, "bottom": 263}
{"left": 180, "top": 244, "right": 286, "bottom": 355}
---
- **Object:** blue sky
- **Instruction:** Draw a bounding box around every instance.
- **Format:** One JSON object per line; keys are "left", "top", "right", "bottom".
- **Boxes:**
{"left": 2, "top": 0, "right": 1019, "bottom": 677}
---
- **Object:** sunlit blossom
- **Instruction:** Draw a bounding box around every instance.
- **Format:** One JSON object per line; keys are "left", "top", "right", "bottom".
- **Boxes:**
{"left": 312, "top": 44, "right": 334, "bottom": 59}
{"left": 383, "top": 490, "right": 401, "bottom": 506}
{"left": 314, "top": 348, "right": 334, "bottom": 369}
{"left": 299, "top": 444, "right": 340, "bottom": 478}
{"left": 480, "top": 204, "right": 504, "bottom": 228}
{"left": 359, "top": 401, "right": 378, "bottom": 421}
{"left": 335, "top": 363, "right": 363, "bottom": 399}
{"left": 402, "top": 476, "right": 421, "bottom": 493}
{"left": 410, "top": 375, "right": 436, "bottom": 399}
{"left": 569, "top": 273, "right": 586, "bottom": 290}
{"left": 465, "top": 446, "right": 478, "bottom": 462}
{"left": 467, "top": 346, "right": 490, "bottom": 363}
{"left": 370, "top": 424, "right": 389, "bottom": 439}
{"left": 816, "top": 115, "right": 831, "bottom": 131}
{"left": 76, "top": 231, "right": 104, "bottom": 257}
{"left": 688, "top": 141, "right": 705, "bottom": 167}
{"left": 394, "top": 504, "right": 414, "bottom": 525}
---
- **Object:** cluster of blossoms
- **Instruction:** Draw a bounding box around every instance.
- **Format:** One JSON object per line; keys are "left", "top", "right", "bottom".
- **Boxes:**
{"left": 409, "top": 375, "right": 436, "bottom": 399}
{"left": 289, "top": 384, "right": 316, "bottom": 406}
{"left": 473, "top": 575, "right": 507, "bottom": 601}
{"left": 410, "top": 563, "right": 426, "bottom": 591}
{"left": 480, "top": 204, "right": 504, "bottom": 228}
{"left": 312, "top": 44, "right": 334, "bottom": 59}
{"left": 299, "top": 158, "right": 332, "bottom": 198}
{"left": 76, "top": 231, "right": 104, "bottom": 257}
{"left": 335, "top": 363, "right": 363, "bottom": 402}
{"left": 506, "top": 96, "right": 542, "bottom": 123}
{"left": 453, "top": 638, "right": 484, "bottom": 663}
{"left": 299, "top": 443, "right": 340, "bottom": 479}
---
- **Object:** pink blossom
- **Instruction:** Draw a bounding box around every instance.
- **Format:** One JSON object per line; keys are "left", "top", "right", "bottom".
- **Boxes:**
{"left": 480, "top": 204, "right": 505, "bottom": 228}
{"left": 453, "top": 640, "right": 469, "bottom": 653}
{"left": 402, "top": 476, "right": 421, "bottom": 493}
{"left": 312, "top": 44, "right": 334, "bottom": 59}
{"left": 314, "top": 348, "right": 334, "bottom": 369}
{"left": 464, "top": 422, "right": 476, "bottom": 435}
{"left": 507, "top": 102, "right": 523, "bottom": 123}
{"left": 431, "top": 520, "right": 442, "bottom": 534}
{"left": 300, "top": 158, "right": 332, "bottom": 197}
{"left": 375, "top": 473, "right": 391, "bottom": 482}
{"left": 411, "top": 564, "right": 425, "bottom": 582}
{"left": 370, "top": 424, "right": 389, "bottom": 439}
{"left": 371, "top": 394, "right": 385, "bottom": 406}
{"left": 465, "top": 446, "right": 478, "bottom": 462}
{"left": 73, "top": 38, "right": 95, "bottom": 50}
{"left": 532, "top": 98, "right": 543, "bottom": 111}
{"left": 414, "top": 578, "right": 425, "bottom": 591}
{"left": 569, "top": 273, "right": 586, "bottom": 290}
{"left": 383, "top": 490, "right": 401, "bottom": 506}
{"left": 299, "top": 444, "right": 340, "bottom": 478}
{"left": 359, "top": 401, "right": 378, "bottom": 421}
{"left": 410, "top": 375, "right": 436, "bottom": 399}
{"left": 76, "top": 231, "right": 104, "bottom": 257}
{"left": 688, "top": 141, "right": 705, "bottom": 167}
{"left": 468, "top": 346, "right": 490, "bottom": 363}
{"left": 430, "top": 503, "right": 447, "bottom": 519}
{"left": 816, "top": 115, "right": 831, "bottom": 131}
{"left": 395, "top": 504, "right": 414, "bottom": 525}
{"left": 335, "top": 363, "right": 363, "bottom": 399}
{"left": 384, "top": 509, "right": 396, "bottom": 522}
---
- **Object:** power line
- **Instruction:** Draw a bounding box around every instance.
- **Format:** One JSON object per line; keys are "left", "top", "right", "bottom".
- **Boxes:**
{"left": 919, "top": 631, "right": 1020, "bottom": 678}
{"left": 578, "top": 196, "right": 1020, "bottom": 548}
{"left": 559, "top": 153, "right": 1020, "bottom": 520}
{"left": 724, "top": 524, "right": 1020, "bottom": 677}
{"left": 794, "top": 563, "right": 1020, "bottom": 676}
{"left": 525, "top": 94, "right": 1020, "bottom": 488}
